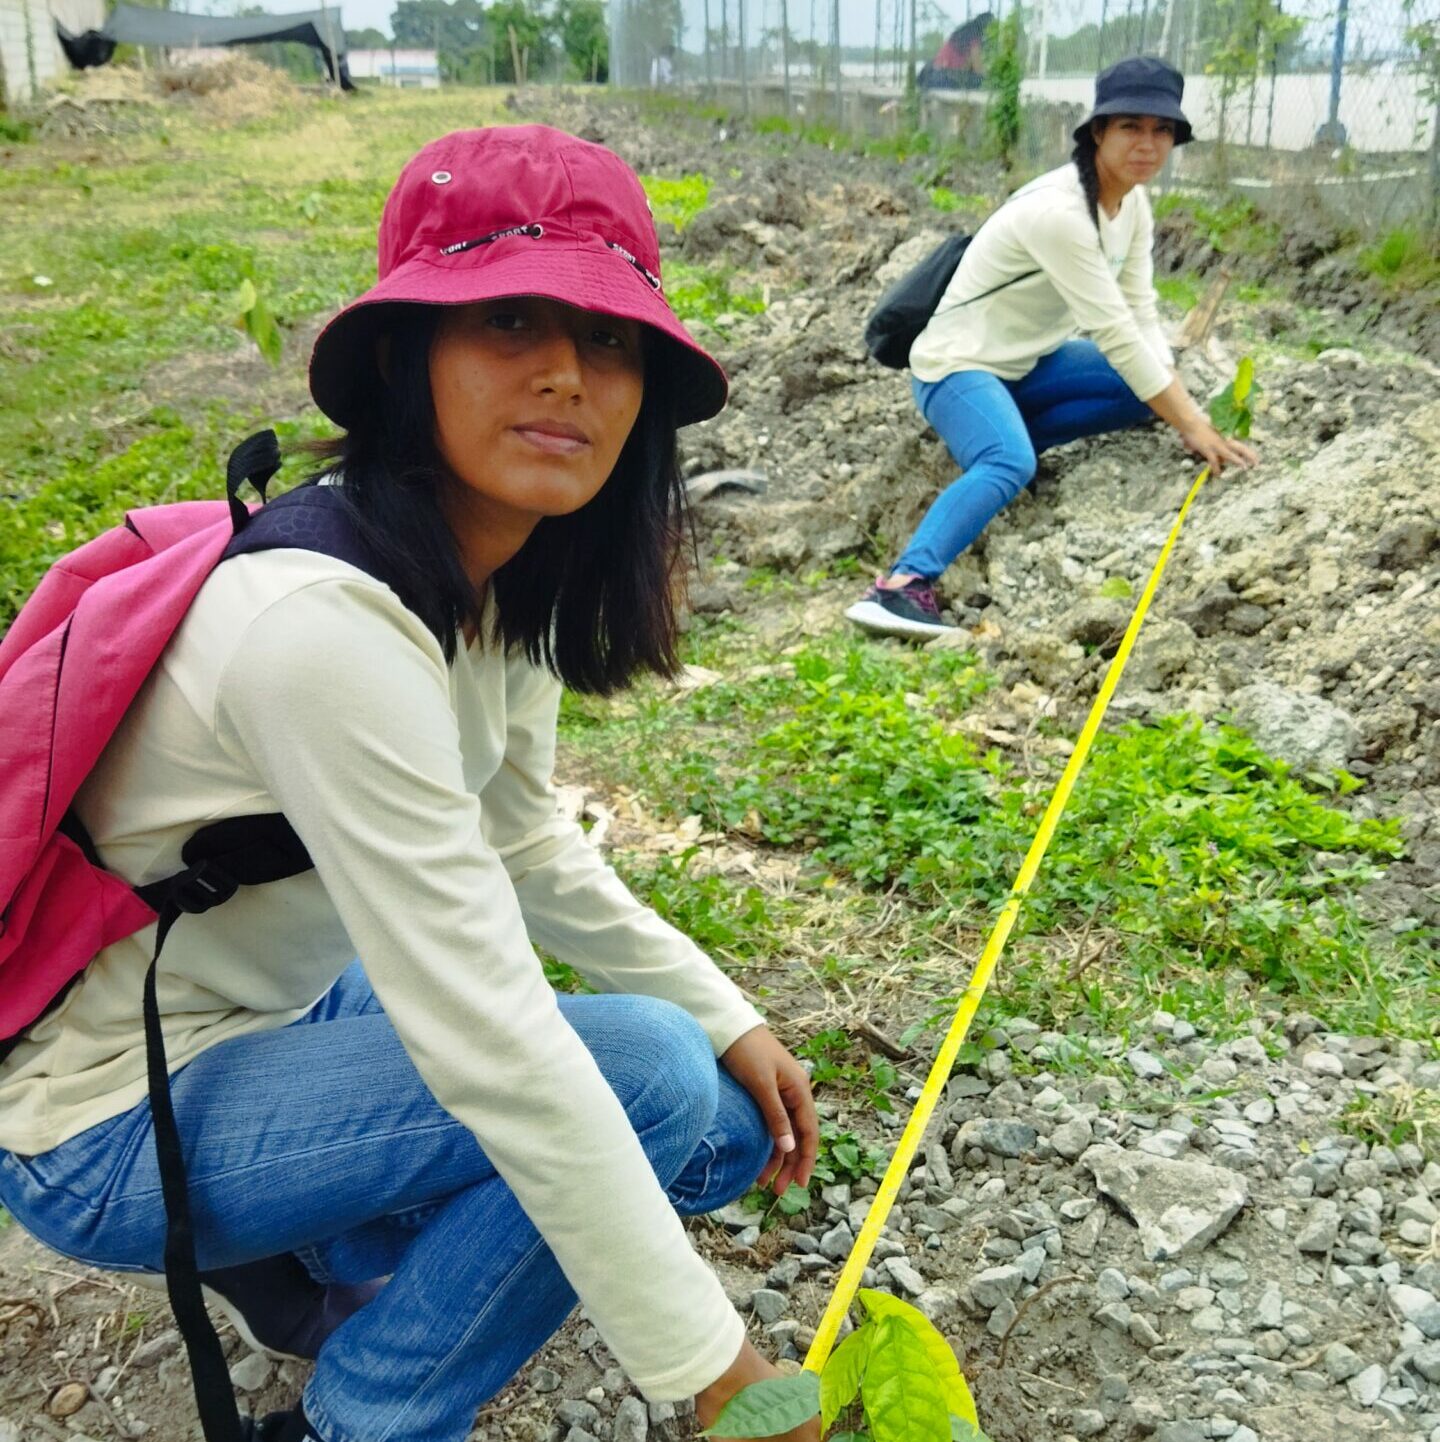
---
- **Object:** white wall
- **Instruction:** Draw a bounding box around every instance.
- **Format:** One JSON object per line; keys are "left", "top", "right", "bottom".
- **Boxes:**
{"left": 2, "top": 0, "right": 105, "bottom": 104}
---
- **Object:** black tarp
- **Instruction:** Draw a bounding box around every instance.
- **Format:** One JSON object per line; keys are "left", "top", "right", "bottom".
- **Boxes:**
{"left": 57, "top": 3, "right": 354, "bottom": 89}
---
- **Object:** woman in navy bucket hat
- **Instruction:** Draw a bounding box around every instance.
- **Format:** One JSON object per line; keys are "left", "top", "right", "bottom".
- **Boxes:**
{"left": 846, "top": 55, "right": 1258, "bottom": 640}
{"left": 0, "top": 125, "right": 820, "bottom": 1442}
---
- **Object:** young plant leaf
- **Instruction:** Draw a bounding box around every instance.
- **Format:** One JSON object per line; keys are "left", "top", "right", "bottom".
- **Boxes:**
{"left": 1207, "top": 357, "right": 1259, "bottom": 439}
{"left": 860, "top": 1314, "right": 954, "bottom": 1442}
{"left": 820, "top": 1327, "right": 872, "bottom": 1431}
{"left": 858, "top": 1291, "right": 978, "bottom": 1426}
{"left": 700, "top": 1372, "right": 820, "bottom": 1438}
{"left": 1232, "top": 355, "right": 1254, "bottom": 407}
{"left": 831, "top": 1434, "right": 872, "bottom": 1441}
{"left": 231, "top": 276, "right": 283, "bottom": 367}
{"left": 951, "top": 1416, "right": 992, "bottom": 1441}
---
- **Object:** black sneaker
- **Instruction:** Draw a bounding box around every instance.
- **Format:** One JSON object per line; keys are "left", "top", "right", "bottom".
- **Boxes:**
{"left": 131, "top": 1254, "right": 383, "bottom": 1361}
{"left": 845, "top": 577, "right": 957, "bottom": 640}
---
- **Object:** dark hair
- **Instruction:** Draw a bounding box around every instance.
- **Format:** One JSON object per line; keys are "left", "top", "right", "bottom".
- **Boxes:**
{"left": 1072, "top": 119, "right": 1107, "bottom": 231}
{"left": 300, "top": 304, "right": 690, "bottom": 696}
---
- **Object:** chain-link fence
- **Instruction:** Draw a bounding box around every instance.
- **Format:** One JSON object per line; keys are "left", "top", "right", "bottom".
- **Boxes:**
{"left": 610, "top": 0, "right": 1440, "bottom": 235}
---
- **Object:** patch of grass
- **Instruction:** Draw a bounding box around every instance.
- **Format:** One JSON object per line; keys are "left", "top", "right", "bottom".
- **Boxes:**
{"left": 1155, "top": 275, "right": 1201, "bottom": 312}
{"left": 640, "top": 172, "right": 712, "bottom": 231}
{"left": 664, "top": 260, "right": 766, "bottom": 328}
{"left": 928, "top": 186, "right": 986, "bottom": 215}
{"left": 0, "top": 115, "right": 34, "bottom": 143}
{"left": 563, "top": 634, "right": 1433, "bottom": 1044}
{"left": 1342, "top": 1083, "right": 1440, "bottom": 1160}
{"left": 1153, "top": 192, "right": 1281, "bottom": 257}
{"left": 1359, "top": 228, "right": 1440, "bottom": 291}
{"left": 617, "top": 848, "right": 779, "bottom": 966}
{"left": 797, "top": 1028, "right": 900, "bottom": 1113}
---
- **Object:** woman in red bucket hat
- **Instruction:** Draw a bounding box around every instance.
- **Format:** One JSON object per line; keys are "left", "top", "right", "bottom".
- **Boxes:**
{"left": 0, "top": 125, "right": 819, "bottom": 1442}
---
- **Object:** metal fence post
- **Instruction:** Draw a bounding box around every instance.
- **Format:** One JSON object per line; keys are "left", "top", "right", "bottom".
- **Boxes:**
{"left": 1320, "top": 0, "right": 1349, "bottom": 145}
{"left": 738, "top": 0, "right": 748, "bottom": 111}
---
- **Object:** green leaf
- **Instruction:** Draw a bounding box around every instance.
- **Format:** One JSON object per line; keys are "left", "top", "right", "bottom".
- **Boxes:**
{"left": 242, "top": 293, "right": 284, "bottom": 367}
{"left": 832, "top": 1434, "right": 872, "bottom": 1441}
{"left": 858, "top": 1292, "right": 977, "bottom": 1427}
{"left": 232, "top": 276, "right": 258, "bottom": 314}
{"left": 1099, "top": 576, "right": 1133, "bottom": 599}
{"left": 860, "top": 1315, "right": 954, "bottom": 1442}
{"left": 951, "top": 1416, "right": 992, "bottom": 1441}
{"left": 701, "top": 1372, "right": 819, "bottom": 1438}
{"left": 820, "top": 1327, "right": 872, "bottom": 1431}
{"left": 1232, "top": 355, "right": 1254, "bottom": 406}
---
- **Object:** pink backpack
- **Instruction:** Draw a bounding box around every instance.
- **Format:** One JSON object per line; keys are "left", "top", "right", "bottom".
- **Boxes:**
{"left": 1, "top": 431, "right": 387, "bottom": 1442}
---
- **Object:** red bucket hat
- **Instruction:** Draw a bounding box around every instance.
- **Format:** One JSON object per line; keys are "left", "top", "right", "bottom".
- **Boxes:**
{"left": 309, "top": 125, "right": 728, "bottom": 429}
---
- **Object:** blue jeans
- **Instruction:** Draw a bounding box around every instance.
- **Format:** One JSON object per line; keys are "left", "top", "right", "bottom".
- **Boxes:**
{"left": 0, "top": 963, "right": 772, "bottom": 1442}
{"left": 897, "top": 339, "right": 1154, "bottom": 579}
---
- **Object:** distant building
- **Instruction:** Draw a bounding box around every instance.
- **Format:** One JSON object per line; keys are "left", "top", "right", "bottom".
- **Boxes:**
{"left": 349, "top": 47, "right": 438, "bottom": 87}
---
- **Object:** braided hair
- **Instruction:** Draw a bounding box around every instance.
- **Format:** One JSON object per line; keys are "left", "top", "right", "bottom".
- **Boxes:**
{"left": 1072, "top": 121, "right": 1106, "bottom": 232}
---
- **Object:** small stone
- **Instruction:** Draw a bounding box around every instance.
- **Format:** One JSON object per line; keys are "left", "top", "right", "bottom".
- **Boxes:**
{"left": 987, "top": 1297, "right": 1018, "bottom": 1337}
{"left": 1097, "top": 1267, "right": 1131, "bottom": 1303}
{"left": 1323, "top": 1342, "right": 1364, "bottom": 1381}
{"left": 1389, "top": 1284, "right": 1440, "bottom": 1338}
{"left": 1083, "top": 1145, "right": 1247, "bottom": 1261}
{"left": 1052, "top": 1117, "right": 1095, "bottom": 1160}
{"left": 532, "top": 1367, "right": 563, "bottom": 1393}
{"left": 613, "top": 1396, "right": 648, "bottom": 1442}
{"left": 882, "top": 1258, "right": 926, "bottom": 1298}
{"left": 1295, "top": 1199, "right": 1341, "bottom": 1253}
{"left": 971, "top": 1264, "right": 1027, "bottom": 1309}
{"left": 48, "top": 1384, "right": 89, "bottom": 1419}
{"left": 1243, "top": 1098, "right": 1275, "bottom": 1126}
{"left": 1095, "top": 1302, "right": 1133, "bottom": 1334}
{"left": 1138, "top": 1130, "right": 1190, "bottom": 1159}
{"left": 1061, "top": 1198, "right": 1097, "bottom": 1222}
{"left": 1411, "top": 1340, "right": 1440, "bottom": 1382}
{"left": 1129, "top": 1313, "right": 1163, "bottom": 1348}
{"left": 819, "top": 1222, "right": 854, "bottom": 1261}
{"left": 1303, "top": 1051, "right": 1345, "bottom": 1079}
{"left": 133, "top": 1329, "right": 181, "bottom": 1367}
{"left": 1071, "top": 1408, "right": 1108, "bottom": 1436}
{"left": 1156, "top": 1422, "right": 1207, "bottom": 1442}
{"left": 1128, "top": 1049, "right": 1166, "bottom": 1080}
{"left": 750, "top": 1288, "right": 788, "bottom": 1324}
{"left": 556, "top": 1400, "right": 602, "bottom": 1430}
{"left": 1263, "top": 1207, "right": 1288, "bottom": 1233}
{"left": 1190, "top": 1307, "right": 1226, "bottom": 1334}
{"left": 1347, "top": 1363, "right": 1387, "bottom": 1407}
{"left": 954, "top": 1118, "right": 1039, "bottom": 1159}
{"left": 229, "top": 1353, "right": 274, "bottom": 1393}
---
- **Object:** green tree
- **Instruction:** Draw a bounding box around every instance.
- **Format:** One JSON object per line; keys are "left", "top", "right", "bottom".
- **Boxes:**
{"left": 486, "top": 0, "right": 554, "bottom": 82}
{"left": 554, "top": 0, "right": 608, "bottom": 80}
{"left": 984, "top": 12, "right": 1023, "bottom": 172}
{"left": 345, "top": 25, "right": 391, "bottom": 49}
{"left": 391, "top": 0, "right": 490, "bottom": 81}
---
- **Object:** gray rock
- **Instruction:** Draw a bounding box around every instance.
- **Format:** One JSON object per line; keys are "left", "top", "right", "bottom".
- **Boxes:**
{"left": 1228, "top": 682, "right": 1360, "bottom": 771}
{"left": 971, "top": 1264, "right": 1027, "bottom": 1310}
{"left": 953, "top": 1118, "right": 1038, "bottom": 1159}
{"left": 1413, "top": 1340, "right": 1440, "bottom": 1383}
{"left": 819, "top": 1222, "right": 854, "bottom": 1261}
{"left": 133, "top": 1329, "right": 181, "bottom": 1368}
{"left": 1347, "top": 1363, "right": 1387, "bottom": 1407}
{"left": 1051, "top": 1116, "right": 1095, "bottom": 1160}
{"left": 556, "top": 1401, "right": 602, "bottom": 1430}
{"left": 531, "top": 1367, "right": 564, "bottom": 1393}
{"left": 1389, "top": 1284, "right": 1440, "bottom": 1338}
{"left": 883, "top": 1258, "right": 927, "bottom": 1298}
{"left": 1128, "top": 618, "right": 1197, "bottom": 690}
{"left": 1302, "top": 1051, "right": 1345, "bottom": 1079}
{"left": 750, "top": 1288, "right": 788, "bottom": 1324}
{"left": 613, "top": 1396, "right": 649, "bottom": 1442}
{"left": 1156, "top": 1422, "right": 1207, "bottom": 1442}
{"left": 1295, "top": 1199, "right": 1342, "bottom": 1253}
{"left": 1323, "top": 1342, "right": 1364, "bottom": 1381}
{"left": 1096, "top": 1267, "right": 1131, "bottom": 1303}
{"left": 564, "top": 1430, "right": 601, "bottom": 1442}
{"left": 1127, "top": 1048, "right": 1166, "bottom": 1080}
{"left": 1137, "top": 1129, "right": 1190, "bottom": 1159}
{"left": 1083, "top": 1144, "right": 1248, "bottom": 1261}
{"left": 1071, "top": 1408, "right": 1109, "bottom": 1436}
{"left": 229, "top": 1352, "right": 274, "bottom": 1393}
{"left": 1243, "top": 1099, "right": 1276, "bottom": 1125}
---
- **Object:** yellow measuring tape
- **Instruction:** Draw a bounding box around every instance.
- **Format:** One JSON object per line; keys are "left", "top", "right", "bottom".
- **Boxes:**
{"left": 803, "top": 464, "right": 1213, "bottom": 1373}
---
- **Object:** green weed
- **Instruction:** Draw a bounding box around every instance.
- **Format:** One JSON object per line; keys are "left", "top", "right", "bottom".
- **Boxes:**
{"left": 664, "top": 260, "right": 766, "bottom": 328}
{"left": 1359, "top": 228, "right": 1440, "bottom": 290}
{"left": 640, "top": 172, "right": 712, "bottom": 231}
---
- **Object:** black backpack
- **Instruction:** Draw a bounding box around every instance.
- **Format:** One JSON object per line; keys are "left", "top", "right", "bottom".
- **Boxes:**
{"left": 863, "top": 232, "right": 1039, "bottom": 370}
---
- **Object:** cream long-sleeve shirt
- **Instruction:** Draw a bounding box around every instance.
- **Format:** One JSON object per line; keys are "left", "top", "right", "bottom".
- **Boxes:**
{"left": 909, "top": 162, "right": 1174, "bottom": 401}
{"left": 0, "top": 547, "right": 766, "bottom": 1402}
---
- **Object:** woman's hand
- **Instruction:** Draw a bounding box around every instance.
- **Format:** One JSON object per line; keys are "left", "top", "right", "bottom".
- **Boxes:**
{"left": 695, "top": 1338, "right": 822, "bottom": 1441}
{"left": 1177, "top": 417, "right": 1258, "bottom": 475}
{"left": 720, "top": 1026, "right": 818, "bottom": 1198}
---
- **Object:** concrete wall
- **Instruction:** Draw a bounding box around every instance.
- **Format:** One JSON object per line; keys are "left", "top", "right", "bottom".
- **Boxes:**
{"left": 2, "top": 0, "right": 104, "bottom": 105}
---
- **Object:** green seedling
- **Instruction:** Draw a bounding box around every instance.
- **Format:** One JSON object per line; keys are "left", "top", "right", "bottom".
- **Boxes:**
{"left": 232, "top": 276, "right": 283, "bottom": 367}
{"left": 704, "top": 1291, "right": 988, "bottom": 1441}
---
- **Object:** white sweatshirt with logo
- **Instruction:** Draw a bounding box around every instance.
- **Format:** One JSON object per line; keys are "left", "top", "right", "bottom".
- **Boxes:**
{"left": 0, "top": 547, "right": 765, "bottom": 1401}
{"left": 909, "top": 162, "right": 1174, "bottom": 401}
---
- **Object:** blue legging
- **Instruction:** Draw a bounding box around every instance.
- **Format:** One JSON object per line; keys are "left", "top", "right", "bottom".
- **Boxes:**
{"left": 896, "top": 339, "right": 1155, "bottom": 580}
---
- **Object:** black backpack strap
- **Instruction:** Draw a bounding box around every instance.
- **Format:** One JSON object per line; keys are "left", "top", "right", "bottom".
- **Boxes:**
{"left": 137, "top": 813, "right": 314, "bottom": 1442}
{"left": 225, "top": 431, "right": 283, "bottom": 534}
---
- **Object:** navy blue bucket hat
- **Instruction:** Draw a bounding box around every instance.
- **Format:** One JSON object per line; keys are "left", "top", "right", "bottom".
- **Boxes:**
{"left": 1074, "top": 55, "right": 1193, "bottom": 145}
